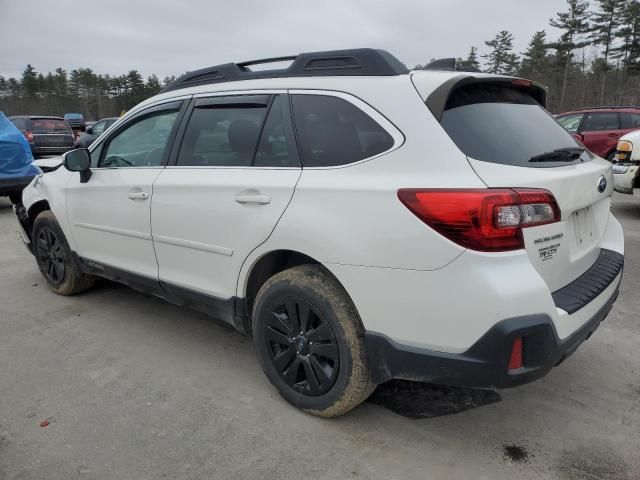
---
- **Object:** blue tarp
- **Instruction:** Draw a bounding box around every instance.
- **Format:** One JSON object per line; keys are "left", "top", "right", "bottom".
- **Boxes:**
{"left": 0, "top": 111, "right": 41, "bottom": 179}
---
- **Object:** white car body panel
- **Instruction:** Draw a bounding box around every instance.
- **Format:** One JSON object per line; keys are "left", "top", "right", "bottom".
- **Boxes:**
{"left": 64, "top": 168, "right": 164, "bottom": 278}
{"left": 152, "top": 167, "right": 301, "bottom": 299}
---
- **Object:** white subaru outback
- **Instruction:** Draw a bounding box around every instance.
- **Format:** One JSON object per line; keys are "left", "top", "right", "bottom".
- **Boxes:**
{"left": 14, "top": 49, "right": 624, "bottom": 417}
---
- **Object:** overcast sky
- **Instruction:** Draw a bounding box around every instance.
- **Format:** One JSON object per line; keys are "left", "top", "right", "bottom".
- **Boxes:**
{"left": 1, "top": 0, "right": 568, "bottom": 79}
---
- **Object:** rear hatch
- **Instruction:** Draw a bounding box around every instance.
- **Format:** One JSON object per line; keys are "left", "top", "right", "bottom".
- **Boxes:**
{"left": 423, "top": 78, "right": 613, "bottom": 292}
{"left": 31, "top": 118, "right": 74, "bottom": 147}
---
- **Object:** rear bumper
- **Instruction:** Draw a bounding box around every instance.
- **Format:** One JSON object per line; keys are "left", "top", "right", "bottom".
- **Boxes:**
{"left": 366, "top": 249, "right": 623, "bottom": 388}
{"left": 366, "top": 280, "right": 620, "bottom": 387}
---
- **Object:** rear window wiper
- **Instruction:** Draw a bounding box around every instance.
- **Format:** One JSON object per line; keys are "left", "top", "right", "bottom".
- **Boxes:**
{"left": 528, "top": 148, "right": 584, "bottom": 163}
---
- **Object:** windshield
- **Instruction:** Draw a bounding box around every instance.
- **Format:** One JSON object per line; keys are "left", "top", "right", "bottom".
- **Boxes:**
{"left": 65, "top": 113, "right": 83, "bottom": 120}
{"left": 32, "top": 119, "right": 72, "bottom": 133}
{"left": 440, "top": 84, "right": 590, "bottom": 167}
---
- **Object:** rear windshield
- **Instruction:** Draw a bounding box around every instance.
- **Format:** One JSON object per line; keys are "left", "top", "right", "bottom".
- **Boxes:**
{"left": 440, "top": 84, "right": 590, "bottom": 167}
{"left": 64, "top": 113, "right": 83, "bottom": 120}
{"left": 32, "top": 119, "right": 71, "bottom": 133}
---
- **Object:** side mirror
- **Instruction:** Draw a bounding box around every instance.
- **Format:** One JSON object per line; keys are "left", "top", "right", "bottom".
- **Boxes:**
{"left": 63, "top": 148, "right": 92, "bottom": 183}
{"left": 85, "top": 126, "right": 94, "bottom": 134}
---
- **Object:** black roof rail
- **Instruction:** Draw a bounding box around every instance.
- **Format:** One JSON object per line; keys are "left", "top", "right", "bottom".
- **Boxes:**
{"left": 162, "top": 48, "right": 409, "bottom": 92}
{"left": 573, "top": 105, "right": 640, "bottom": 111}
{"left": 421, "top": 58, "right": 482, "bottom": 73}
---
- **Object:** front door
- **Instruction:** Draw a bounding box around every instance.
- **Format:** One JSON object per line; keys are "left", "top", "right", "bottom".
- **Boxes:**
{"left": 65, "top": 101, "right": 185, "bottom": 279}
{"left": 151, "top": 94, "right": 301, "bottom": 300}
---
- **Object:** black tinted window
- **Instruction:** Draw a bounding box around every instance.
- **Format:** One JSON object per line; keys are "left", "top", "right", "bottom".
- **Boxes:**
{"left": 291, "top": 95, "right": 393, "bottom": 167}
{"left": 621, "top": 112, "right": 640, "bottom": 129}
{"left": 582, "top": 112, "right": 619, "bottom": 131}
{"left": 441, "top": 84, "right": 589, "bottom": 167}
{"left": 32, "top": 119, "right": 72, "bottom": 133}
{"left": 10, "top": 118, "right": 27, "bottom": 130}
{"left": 177, "top": 103, "right": 267, "bottom": 167}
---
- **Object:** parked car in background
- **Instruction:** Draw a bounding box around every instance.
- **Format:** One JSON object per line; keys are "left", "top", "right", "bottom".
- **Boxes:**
{"left": 64, "top": 113, "right": 86, "bottom": 133}
{"left": 556, "top": 106, "right": 640, "bottom": 160}
{"left": 73, "top": 117, "right": 119, "bottom": 148}
{"left": 0, "top": 112, "right": 41, "bottom": 203}
{"left": 8, "top": 115, "right": 74, "bottom": 157}
{"left": 612, "top": 131, "right": 640, "bottom": 195}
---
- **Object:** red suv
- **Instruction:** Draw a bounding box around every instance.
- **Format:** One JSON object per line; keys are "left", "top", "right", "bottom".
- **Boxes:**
{"left": 556, "top": 106, "right": 640, "bottom": 160}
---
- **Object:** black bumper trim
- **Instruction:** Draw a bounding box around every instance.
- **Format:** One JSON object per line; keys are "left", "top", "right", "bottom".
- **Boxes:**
{"left": 366, "top": 282, "right": 620, "bottom": 388}
{"left": 552, "top": 249, "right": 624, "bottom": 314}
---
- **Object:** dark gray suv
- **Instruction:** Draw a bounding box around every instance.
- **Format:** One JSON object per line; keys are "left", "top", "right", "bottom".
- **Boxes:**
{"left": 8, "top": 116, "right": 75, "bottom": 156}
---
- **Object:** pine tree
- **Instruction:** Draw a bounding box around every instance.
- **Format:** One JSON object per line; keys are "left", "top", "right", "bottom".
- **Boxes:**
{"left": 591, "top": 0, "right": 627, "bottom": 103}
{"left": 614, "top": 1, "right": 640, "bottom": 69}
{"left": 483, "top": 31, "right": 519, "bottom": 74}
{"left": 21, "top": 64, "right": 39, "bottom": 98}
{"left": 549, "top": 0, "right": 592, "bottom": 110}
{"left": 520, "top": 31, "right": 550, "bottom": 79}
{"left": 458, "top": 46, "right": 481, "bottom": 71}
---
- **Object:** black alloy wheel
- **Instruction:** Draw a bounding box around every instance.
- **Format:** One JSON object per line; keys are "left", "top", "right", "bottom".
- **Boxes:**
{"left": 264, "top": 298, "right": 340, "bottom": 396}
{"left": 36, "top": 226, "right": 66, "bottom": 285}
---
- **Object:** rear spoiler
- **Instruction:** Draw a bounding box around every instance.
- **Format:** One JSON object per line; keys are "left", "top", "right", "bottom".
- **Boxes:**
{"left": 423, "top": 75, "right": 548, "bottom": 122}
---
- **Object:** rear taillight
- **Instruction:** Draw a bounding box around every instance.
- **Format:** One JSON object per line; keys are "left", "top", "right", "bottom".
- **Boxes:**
{"left": 24, "top": 130, "right": 34, "bottom": 142}
{"left": 397, "top": 188, "right": 560, "bottom": 252}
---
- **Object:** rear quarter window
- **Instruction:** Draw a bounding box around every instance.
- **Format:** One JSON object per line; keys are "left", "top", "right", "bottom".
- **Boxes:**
{"left": 291, "top": 94, "right": 394, "bottom": 167}
{"left": 440, "top": 84, "right": 590, "bottom": 167}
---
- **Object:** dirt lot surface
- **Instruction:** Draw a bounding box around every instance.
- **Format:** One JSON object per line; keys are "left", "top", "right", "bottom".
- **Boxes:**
{"left": 1, "top": 194, "right": 639, "bottom": 479}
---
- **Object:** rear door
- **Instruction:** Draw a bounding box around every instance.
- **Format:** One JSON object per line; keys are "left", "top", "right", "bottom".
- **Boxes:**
{"left": 579, "top": 112, "right": 621, "bottom": 159}
{"left": 151, "top": 93, "right": 301, "bottom": 300}
{"left": 437, "top": 82, "right": 613, "bottom": 292}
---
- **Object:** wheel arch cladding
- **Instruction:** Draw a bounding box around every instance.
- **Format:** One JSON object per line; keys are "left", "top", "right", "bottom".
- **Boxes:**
{"left": 243, "top": 249, "right": 320, "bottom": 316}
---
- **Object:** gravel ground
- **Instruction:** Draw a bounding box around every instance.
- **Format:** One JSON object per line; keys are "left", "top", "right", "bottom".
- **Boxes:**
{"left": 1, "top": 193, "right": 639, "bottom": 480}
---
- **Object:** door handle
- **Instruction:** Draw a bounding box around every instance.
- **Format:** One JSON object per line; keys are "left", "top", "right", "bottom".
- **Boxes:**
{"left": 235, "top": 194, "right": 271, "bottom": 205}
{"left": 128, "top": 191, "right": 149, "bottom": 200}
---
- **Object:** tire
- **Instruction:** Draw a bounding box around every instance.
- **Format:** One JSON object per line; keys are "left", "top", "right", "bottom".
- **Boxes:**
{"left": 32, "top": 210, "right": 95, "bottom": 295}
{"left": 252, "top": 264, "right": 376, "bottom": 417}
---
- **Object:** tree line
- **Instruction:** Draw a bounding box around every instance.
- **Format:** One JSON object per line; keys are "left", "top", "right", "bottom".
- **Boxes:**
{"left": 415, "top": 0, "right": 640, "bottom": 112}
{"left": 1, "top": 0, "right": 640, "bottom": 119}
{"left": 0, "top": 67, "right": 176, "bottom": 120}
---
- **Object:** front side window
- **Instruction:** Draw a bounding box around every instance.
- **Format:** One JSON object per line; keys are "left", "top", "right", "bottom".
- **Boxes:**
{"left": 557, "top": 113, "right": 583, "bottom": 133}
{"left": 582, "top": 112, "right": 620, "bottom": 131}
{"left": 100, "top": 109, "right": 178, "bottom": 168}
{"left": 291, "top": 94, "right": 394, "bottom": 167}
